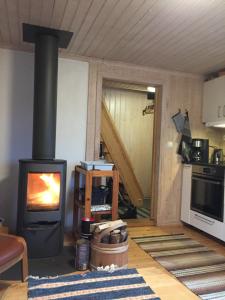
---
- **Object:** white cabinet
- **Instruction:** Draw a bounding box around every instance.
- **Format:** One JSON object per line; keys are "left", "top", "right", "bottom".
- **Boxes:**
{"left": 180, "top": 164, "right": 192, "bottom": 223}
{"left": 203, "top": 76, "right": 225, "bottom": 125}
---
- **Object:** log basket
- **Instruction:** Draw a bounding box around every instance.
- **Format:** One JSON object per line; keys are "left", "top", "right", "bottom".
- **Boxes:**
{"left": 90, "top": 222, "right": 128, "bottom": 270}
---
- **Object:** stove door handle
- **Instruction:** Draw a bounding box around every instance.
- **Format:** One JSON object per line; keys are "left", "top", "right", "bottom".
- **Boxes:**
{"left": 25, "top": 222, "right": 59, "bottom": 231}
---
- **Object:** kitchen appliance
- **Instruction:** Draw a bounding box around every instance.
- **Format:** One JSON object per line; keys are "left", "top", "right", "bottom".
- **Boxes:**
{"left": 191, "top": 164, "right": 224, "bottom": 221}
{"left": 211, "top": 148, "right": 223, "bottom": 164}
{"left": 181, "top": 164, "right": 225, "bottom": 242}
{"left": 191, "top": 138, "right": 209, "bottom": 163}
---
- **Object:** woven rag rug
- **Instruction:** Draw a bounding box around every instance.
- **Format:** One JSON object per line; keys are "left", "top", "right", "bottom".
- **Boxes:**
{"left": 28, "top": 268, "right": 160, "bottom": 300}
{"left": 133, "top": 234, "right": 225, "bottom": 300}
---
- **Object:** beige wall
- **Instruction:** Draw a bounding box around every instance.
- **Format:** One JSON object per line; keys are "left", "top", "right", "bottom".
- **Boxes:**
{"left": 86, "top": 60, "right": 225, "bottom": 226}
{"left": 103, "top": 87, "right": 154, "bottom": 199}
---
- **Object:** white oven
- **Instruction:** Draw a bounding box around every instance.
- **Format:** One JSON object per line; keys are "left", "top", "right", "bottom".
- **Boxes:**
{"left": 181, "top": 164, "right": 225, "bottom": 241}
{"left": 191, "top": 165, "right": 224, "bottom": 222}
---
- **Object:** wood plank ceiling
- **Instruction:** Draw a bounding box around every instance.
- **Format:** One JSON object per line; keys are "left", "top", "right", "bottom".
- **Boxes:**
{"left": 0, "top": 0, "right": 225, "bottom": 75}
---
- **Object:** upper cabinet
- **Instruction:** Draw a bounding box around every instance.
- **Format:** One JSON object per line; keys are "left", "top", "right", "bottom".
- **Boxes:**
{"left": 203, "top": 76, "right": 225, "bottom": 126}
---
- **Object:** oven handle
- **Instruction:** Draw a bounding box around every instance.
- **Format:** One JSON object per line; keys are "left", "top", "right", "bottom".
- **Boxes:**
{"left": 194, "top": 213, "right": 215, "bottom": 225}
{"left": 192, "top": 176, "right": 223, "bottom": 185}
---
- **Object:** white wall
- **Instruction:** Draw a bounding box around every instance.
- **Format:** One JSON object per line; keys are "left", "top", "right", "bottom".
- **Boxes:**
{"left": 0, "top": 49, "right": 88, "bottom": 231}
{"left": 56, "top": 58, "right": 88, "bottom": 230}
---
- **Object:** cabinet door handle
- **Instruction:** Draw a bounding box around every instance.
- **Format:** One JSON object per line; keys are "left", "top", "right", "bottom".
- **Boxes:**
{"left": 218, "top": 106, "right": 221, "bottom": 118}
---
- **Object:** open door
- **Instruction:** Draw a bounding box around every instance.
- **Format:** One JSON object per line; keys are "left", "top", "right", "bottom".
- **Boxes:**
{"left": 101, "top": 80, "right": 156, "bottom": 219}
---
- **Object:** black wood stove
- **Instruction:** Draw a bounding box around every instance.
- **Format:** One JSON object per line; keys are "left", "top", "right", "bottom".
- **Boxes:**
{"left": 17, "top": 24, "right": 73, "bottom": 258}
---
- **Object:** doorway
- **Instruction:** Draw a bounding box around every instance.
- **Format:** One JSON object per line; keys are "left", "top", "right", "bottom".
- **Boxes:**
{"left": 101, "top": 80, "right": 157, "bottom": 220}
{"left": 85, "top": 63, "right": 163, "bottom": 224}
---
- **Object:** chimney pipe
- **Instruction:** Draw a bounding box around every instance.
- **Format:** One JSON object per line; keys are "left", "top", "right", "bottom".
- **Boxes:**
{"left": 23, "top": 24, "right": 73, "bottom": 160}
{"left": 33, "top": 34, "right": 58, "bottom": 159}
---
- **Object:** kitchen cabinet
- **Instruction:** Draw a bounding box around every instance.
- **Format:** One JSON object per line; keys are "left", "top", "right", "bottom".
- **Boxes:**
{"left": 180, "top": 164, "right": 192, "bottom": 223}
{"left": 202, "top": 76, "right": 225, "bottom": 125}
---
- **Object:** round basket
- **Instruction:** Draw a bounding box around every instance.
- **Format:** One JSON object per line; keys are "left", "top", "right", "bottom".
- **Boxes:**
{"left": 90, "top": 223, "right": 128, "bottom": 270}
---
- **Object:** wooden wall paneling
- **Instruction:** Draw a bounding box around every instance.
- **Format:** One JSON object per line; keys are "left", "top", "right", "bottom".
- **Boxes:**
{"left": 40, "top": 0, "right": 54, "bottom": 28}
{"left": 108, "top": 0, "right": 175, "bottom": 62}
{"left": 77, "top": 0, "right": 118, "bottom": 55}
{"left": 133, "top": 0, "right": 208, "bottom": 66}
{"left": 95, "top": 0, "right": 146, "bottom": 58}
{"left": 86, "top": 61, "right": 167, "bottom": 224}
{"left": 103, "top": 0, "right": 156, "bottom": 59}
{"left": 122, "top": 0, "right": 186, "bottom": 63}
{"left": 157, "top": 75, "right": 187, "bottom": 224}
{"left": 85, "top": 0, "right": 133, "bottom": 57}
{"left": 164, "top": 11, "right": 225, "bottom": 66}
{"left": 0, "top": 0, "right": 11, "bottom": 44}
{"left": 29, "top": 0, "right": 42, "bottom": 26}
{"left": 101, "top": 101, "right": 143, "bottom": 207}
{"left": 67, "top": 0, "right": 92, "bottom": 52}
{"left": 85, "top": 62, "right": 99, "bottom": 160}
{"left": 153, "top": 4, "right": 223, "bottom": 73}
{"left": 60, "top": 0, "right": 79, "bottom": 30}
{"left": 69, "top": 0, "right": 106, "bottom": 54}
{"left": 50, "top": 0, "right": 68, "bottom": 29}
{"left": 189, "top": 77, "right": 225, "bottom": 160}
{"left": 150, "top": 86, "right": 162, "bottom": 220}
{"left": 94, "top": 70, "right": 103, "bottom": 159}
{"left": 154, "top": 1, "right": 223, "bottom": 59}
{"left": 185, "top": 75, "right": 225, "bottom": 158}
{"left": 85, "top": 60, "right": 225, "bottom": 225}
{"left": 2, "top": 1, "right": 225, "bottom": 74}
{"left": 6, "top": 0, "right": 20, "bottom": 45}
{"left": 18, "top": 0, "right": 30, "bottom": 44}
{"left": 103, "top": 87, "right": 154, "bottom": 198}
{"left": 107, "top": 0, "right": 158, "bottom": 61}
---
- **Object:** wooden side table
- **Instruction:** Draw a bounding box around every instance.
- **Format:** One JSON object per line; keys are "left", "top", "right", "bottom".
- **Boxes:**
{"left": 73, "top": 166, "right": 119, "bottom": 236}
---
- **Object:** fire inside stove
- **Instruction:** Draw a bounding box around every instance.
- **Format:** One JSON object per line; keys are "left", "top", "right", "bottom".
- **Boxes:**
{"left": 26, "top": 173, "right": 61, "bottom": 211}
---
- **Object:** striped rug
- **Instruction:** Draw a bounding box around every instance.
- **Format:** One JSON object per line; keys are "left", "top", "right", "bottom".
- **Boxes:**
{"left": 133, "top": 234, "right": 225, "bottom": 300}
{"left": 28, "top": 268, "right": 160, "bottom": 300}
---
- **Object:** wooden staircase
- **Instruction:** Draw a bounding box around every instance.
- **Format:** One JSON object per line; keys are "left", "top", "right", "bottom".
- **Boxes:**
{"left": 101, "top": 101, "right": 143, "bottom": 208}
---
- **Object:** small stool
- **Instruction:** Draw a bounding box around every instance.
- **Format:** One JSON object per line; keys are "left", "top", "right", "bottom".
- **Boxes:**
{"left": 0, "top": 233, "right": 28, "bottom": 281}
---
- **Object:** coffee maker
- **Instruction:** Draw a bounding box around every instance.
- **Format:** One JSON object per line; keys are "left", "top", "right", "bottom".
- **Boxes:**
{"left": 191, "top": 139, "right": 209, "bottom": 163}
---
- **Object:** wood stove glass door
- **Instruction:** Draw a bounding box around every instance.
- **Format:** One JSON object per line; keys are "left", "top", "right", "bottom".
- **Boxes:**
{"left": 26, "top": 172, "right": 61, "bottom": 211}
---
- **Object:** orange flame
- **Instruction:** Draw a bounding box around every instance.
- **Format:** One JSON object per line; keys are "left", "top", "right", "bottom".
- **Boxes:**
{"left": 27, "top": 173, "right": 60, "bottom": 211}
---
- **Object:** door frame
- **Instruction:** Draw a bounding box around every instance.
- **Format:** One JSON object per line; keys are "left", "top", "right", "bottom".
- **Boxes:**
{"left": 85, "top": 61, "right": 166, "bottom": 223}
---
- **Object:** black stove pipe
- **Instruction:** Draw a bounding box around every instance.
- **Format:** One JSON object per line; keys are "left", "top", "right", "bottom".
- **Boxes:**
{"left": 32, "top": 34, "right": 58, "bottom": 160}
{"left": 23, "top": 23, "right": 73, "bottom": 159}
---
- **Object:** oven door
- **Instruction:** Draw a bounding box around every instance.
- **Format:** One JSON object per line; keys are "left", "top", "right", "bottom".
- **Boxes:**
{"left": 191, "top": 174, "right": 224, "bottom": 222}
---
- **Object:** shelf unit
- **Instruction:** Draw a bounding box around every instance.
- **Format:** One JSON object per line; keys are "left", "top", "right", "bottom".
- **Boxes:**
{"left": 73, "top": 165, "right": 119, "bottom": 236}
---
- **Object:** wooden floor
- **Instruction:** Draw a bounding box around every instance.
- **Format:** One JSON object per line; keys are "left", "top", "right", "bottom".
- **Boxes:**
{"left": 1, "top": 220, "right": 225, "bottom": 300}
